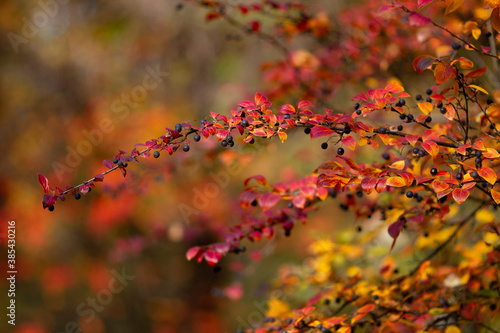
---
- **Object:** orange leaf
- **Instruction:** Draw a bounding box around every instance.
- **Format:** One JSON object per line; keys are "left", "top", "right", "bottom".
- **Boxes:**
{"left": 445, "top": 0, "right": 465, "bottom": 15}
{"left": 492, "top": 8, "right": 500, "bottom": 33}
{"left": 442, "top": 105, "right": 456, "bottom": 121}
{"left": 405, "top": 135, "right": 420, "bottom": 146}
{"left": 472, "top": 140, "right": 485, "bottom": 151}
{"left": 434, "top": 62, "right": 457, "bottom": 84}
{"left": 423, "top": 129, "right": 440, "bottom": 142}
{"left": 418, "top": 102, "right": 433, "bottom": 115}
{"left": 456, "top": 144, "right": 471, "bottom": 155}
{"left": 491, "top": 189, "right": 500, "bottom": 205}
{"left": 389, "top": 160, "right": 406, "bottom": 170}
{"left": 351, "top": 304, "right": 376, "bottom": 324}
{"left": 421, "top": 141, "right": 439, "bottom": 157}
{"left": 278, "top": 131, "right": 287, "bottom": 143}
{"left": 386, "top": 176, "right": 406, "bottom": 187}
{"left": 378, "top": 133, "right": 391, "bottom": 145}
{"left": 432, "top": 180, "right": 449, "bottom": 193}
{"left": 451, "top": 57, "right": 474, "bottom": 69}
{"left": 478, "top": 166, "right": 497, "bottom": 185}
{"left": 342, "top": 135, "right": 356, "bottom": 150}
{"left": 452, "top": 188, "right": 470, "bottom": 205}
{"left": 483, "top": 148, "right": 500, "bottom": 159}
{"left": 465, "top": 66, "right": 487, "bottom": 79}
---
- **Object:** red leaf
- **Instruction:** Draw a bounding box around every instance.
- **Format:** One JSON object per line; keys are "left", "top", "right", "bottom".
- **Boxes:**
{"left": 42, "top": 193, "right": 57, "bottom": 208}
{"left": 262, "top": 226, "right": 275, "bottom": 239}
{"left": 409, "top": 12, "right": 431, "bottom": 26}
{"left": 465, "top": 66, "right": 487, "bottom": 79}
{"left": 258, "top": 193, "right": 281, "bottom": 211}
{"left": 239, "top": 190, "right": 258, "bottom": 209}
{"left": 421, "top": 141, "right": 439, "bottom": 157}
{"left": 244, "top": 175, "right": 269, "bottom": 188}
{"left": 206, "top": 12, "right": 222, "bottom": 21}
{"left": 37, "top": 174, "right": 50, "bottom": 194}
{"left": 361, "top": 177, "right": 377, "bottom": 194}
{"left": 478, "top": 166, "right": 497, "bottom": 185}
{"left": 255, "top": 92, "right": 267, "bottom": 106}
{"left": 103, "top": 160, "right": 114, "bottom": 169}
{"left": 412, "top": 55, "right": 436, "bottom": 74}
{"left": 452, "top": 188, "right": 470, "bottom": 205}
{"left": 310, "top": 125, "right": 334, "bottom": 139}
{"left": 388, "top": 218, "right": 405, "bottom": 239}
{"left": 186, "top": 246, "right": 202, "bottom": 261}
{"left": 298, "top": 100, "right": 313, "bottom": 109}
{"left": 213, "top": 243, "right": 231, "bottom": 255}
{"left": 341, "top": 135, "right": 356, "bottom": 150}
{"left": 418, "top": 0, "right": 436, "bottom": 9}
{"left": 279, "top": 104, "right": 296, "bottom": 114}
{"left": 204, "top": 250, "right": 222, "bottom": 266}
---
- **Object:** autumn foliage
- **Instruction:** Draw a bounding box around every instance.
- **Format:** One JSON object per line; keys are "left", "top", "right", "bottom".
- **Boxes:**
{"left": 37, "top": 0, "right": 500, "bottom": 332}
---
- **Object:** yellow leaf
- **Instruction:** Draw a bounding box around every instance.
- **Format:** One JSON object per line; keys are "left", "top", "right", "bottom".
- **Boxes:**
{"left": 386, "top": 176, "right": 406, "bottom": 187}
{"left": 389, "top": 160, "right": 406, "bottom": 170}
{"left": 445, "top": 325, "right": 461, "bottom": 333}
{"left": 418, "top": 102, "right": 433, "bottom": 115}
{"left": 491, "top": 189, "right": 500, "bottom": 204}
{"left": 278, "top": 131, "right": 287, "bottom": 143}
{"left": 266, "top": 298, "right": 290, "bottom": 317}
{"left": 469, "top": 84, "right": 489, "bottom": 94}
{"left": 476, "top": 209, "right": 495, "bottom": 223}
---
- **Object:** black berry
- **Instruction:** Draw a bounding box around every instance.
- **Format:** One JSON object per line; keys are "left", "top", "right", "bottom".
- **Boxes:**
{"left": 356, "top": 109, "right": 362, "bottom": 115}
{"left": 416, "top": 94, "right": 422, "bottom": 101}
{"left": 304, "top": 127, "right": 311, "bottom": 134}
{"left": 413, "top": 147, "right": 420, "bottom": 154}
{"left": 193, "top": 134, "right": 201, "bottom": 142}
{"left": 227, "top": 135, "right": 233, "bottom": 141}
{"left": 221, "top": 140, "right": 228, "bottom": 147}
{"left": 452, "top": 42, "right": 461, "bottom": 50}
{"left": 487, "top": 99, "right": 493, "bottom": 105}
{"left": 354, "top": 102, "right": 360, "bottom": 109}
{"left": 426, "top": 97, "right": 432, "bottom": 103}
{"left": 407, "top": 114, "right": 415, "bottom": 121}
{"left": 74, "top": 192, "right": 81, "bottom": 200}
{"left": 397, "top": 125, "right": 403, "bottom": 131}
{"left": 406, "top": 191, "right": 414, "bottom": 198}
{"left": 113, "top": 158, "right": 119, "bottom": 164}
{"left": 153, "top": 151, "right": 160, "bottom": 158}
{"left": 382, "top": 152, "right": 390, "bottom": 160}
{"left": 471, "top": 171, "right": 479, "bottom": 179}
{"left": 425, "top": 116, "right": 432, "bottom": 123}
{"left": 426, "top": 88, "right": 432, "bottom": 95}
{"left": 241, "top": 119, "right": 249, "bottom": 127}
{"left": 486, "top": 31, "right": 492, "bottom": 38}
{"left": 399, "top": 98, "right": 406, "bottom": 106}
{"left": 456, "top": 172, "right": 463, "bottom": 180}
{"left": 287, "top": 202, "right": 293, "bottom": 209}
{"left": 182, "top": 144, "right": 190, "bottom": 152}
{"left": 284, "top": 114, "right": 291, "bottom": 119}
{"left": 475, "top": 150, "right": 482, "bottom": 157}
{"left": 337, "top": 147, "right": 345, "bottom": 155}
{"left": 228, "top": 140, "right": 234, "bottom": 147}
{"left": 379, "top": 127, "right": 387, "bottom": 134}
{"left": 321, "top": 142, "right": 328, "bottom": 150}
{"left": 249, "top": 138, "right": 255, "bottom": 144}
{"left": 399, "top": 114, "right": 406, "bottom": 120}
{"left": 440, "top": 107, "right": 447, "bottom": 114}
{"left": 344, "top": 125, "right": 351, "bottom": 134}
{"left": 418, "top": 150, "right": 425, "bottom": 157}
{"left": 48, "top": 205, "right": 55, "bottom": 212}
{"left": 430, "top": 168, "right": 438, "bottom": 176}
{"left": 175, "top": 123, "right": 182, "bottom": 132}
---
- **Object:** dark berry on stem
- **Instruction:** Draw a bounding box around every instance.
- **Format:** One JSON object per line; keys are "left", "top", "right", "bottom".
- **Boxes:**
{"left": 413, "top": 147, "right": 420, "bottom": 154}
{"left": 416, "top": 94, "right": 422, "bottom": 101}
{"left": 471, "top": 171, "right": 479, "bottom": 178}
{"left": 399, "top": 114, "right": 406, "bottom": 120}
{"left": 48, "top": 205, "right": 55, "bottom": 211}
{"left": 356, "top": 109, "right": 362, "bottom": 115}
{"left": 425, "top": 116, "right": 432, "bottom": 123}
{"left": 475, "top": 150, "right": 482, "bottom": 157}
{"left": 153, "top": 151, "right": 160, "bottom": 158}
{"left": 426, "top": 88, "right": 432, "bottom": 95}
{"left": 406, "top": 191, "right": 414, "bottom": 198}
{"left": 228, "top": 141, "right": 234, "bottom": 147}
{"left": 193, "top": 134, "right": 201, "bottom": 142}
{"left": 354, "top": 102, "right": 360, "bottom": 109}
{"left": 175, "top": 123, "right": 182, "bottom": 132}
{"left": 452, "top": 42, "right": 461, "bottom": 50}
{"left": 440, "top": 107, "right": 447, "bottom": 114}
{"left": 418, "top": 150, "right": 425, "bottom": 157}
{"left": 337, "top": 147, "right": 345, "bottom": 155}
{"left": 486, "top": 31, "right": 492, "bottom": 38}
{"left": 382, "top": 152, "right": 390, "bottom": 160}
{"left": 287, "top": 202, "right": 293, "bottom": 209}
{"left": 344, "top": 125, "right": 351, "bottom": 134}
{"left": 227, "top": 135, "right": 233, "bottom": 141}
{"left": 113, "top": 158, "right": 118, "bottom": 164}
{"left": 284, "top": 114, "right": 291, "bottom": 119}
{"left": 304, "top": 127, "right": 311, "bottom": 134}
{"left": 430, "top": 168, "right": 438, "bottom": 176}
{"left": 397, "top": 125, "right": 403, "bottom": 131}
{"left": 249, "top": 138, "right": 255, "bottom": 144}
{"left": 407, "top": 114, "right": 414, "bottom": 121}
{"left": 456, "top": 173, "right": 463, "bottom": 180}
{"left": 221, "top": 140, "right": 228, "bottom": 147}
{"left": 200, "top": 119, "right": 206, "bottom": 125}
{"left": 379, "top": 127, "right": 387, "bottom": 134}
{"left": 74, "top": 193, "right": 81, "bottom": 200}
{"left": 321, "top": 142, "right": 328, "bottom": 150}
{"left": 399, "top": 98, "right": 406, "bottom": 106}
{"left": 183, "top": 144, "right": 190, "bottom": 152}
{"left": 426, "top": 97, "right": 432, "bottom": 103}
{"left": 437, "top": 101, "right": 443, "bottom": 108}
{"left": 241, "top": 119, "right": 249, "bottom": 127}
{"left": 487, "top": 99, "right": 493, "bottom": 105}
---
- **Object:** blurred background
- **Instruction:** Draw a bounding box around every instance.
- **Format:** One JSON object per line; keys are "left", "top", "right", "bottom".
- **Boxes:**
{"left": 0, "top": 1, "right": 352, "bottom": 332}
{"left": 0, "top": 0, "right": 484, "bottom": 332}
